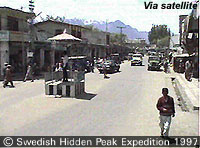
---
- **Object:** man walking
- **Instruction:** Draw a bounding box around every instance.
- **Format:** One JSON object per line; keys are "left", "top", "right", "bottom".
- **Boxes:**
{"left": 3, "top": 65, "right": 14, "bottom": 88}
{"left": 156, "top": 88, "right": 175, "bottom": 138}
{"left": 24, "top": 64, "right": 34, "bottom": 82}
{"left": 3, "top": 63, "right": 8, "bottom": 85}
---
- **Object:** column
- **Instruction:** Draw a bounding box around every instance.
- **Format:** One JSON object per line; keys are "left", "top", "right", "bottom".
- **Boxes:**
{"left": 1, "top": 14, "right": 7, "bottom": 30}
{"left": 51, "top": 50, "right": 55, "bottom": 66}
{"left": 0, "top": 42, "right": 9, "bottom": 76}
{"left": 40, "top": 48, "right": 44, "bottom": 69}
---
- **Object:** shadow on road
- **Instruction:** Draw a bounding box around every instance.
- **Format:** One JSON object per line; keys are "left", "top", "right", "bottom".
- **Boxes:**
{"left": 131, "top": 64, "right": 145, "bottom": 66}
{"left": 76, "top": 92, "right": 97, "bottom": 100}
{"left": 147, "top": 69, "right": 163, "bottom": 72}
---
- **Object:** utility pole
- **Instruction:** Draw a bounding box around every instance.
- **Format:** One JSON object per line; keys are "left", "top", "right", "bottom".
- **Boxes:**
{"left": 117, "top": 26, "right": 126, "bottom": 60}
{"left": 117, "top": 26, "right": 125, "bottom": 45}
{"left": 28, "top": 0, "right": 35, "bottom": 64}
{"left": 105, "top": 19, "right": 108, "bottom": 57}
{"left": 106, "top": 19, "right": 108, "bottom": 32}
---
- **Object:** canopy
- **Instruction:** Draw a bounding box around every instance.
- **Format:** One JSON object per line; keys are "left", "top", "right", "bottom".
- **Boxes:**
{"left": 48, "top": 33, "right": 82, "bottom": 41}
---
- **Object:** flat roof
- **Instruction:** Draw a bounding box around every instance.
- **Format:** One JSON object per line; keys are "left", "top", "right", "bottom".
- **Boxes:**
{"left": 34, "top": 20, "right": 86, "bottom": 29}
{"left": 0, "top": 7, "right": 35, "bottom": 17}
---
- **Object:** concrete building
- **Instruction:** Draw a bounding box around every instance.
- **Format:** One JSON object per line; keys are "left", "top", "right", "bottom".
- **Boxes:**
{"left": 81, "top": 29, "right": 110, "bottom": 58}
{"left": 178, "top": 2, "right": 199, "bottom": 78}
{"left": 33, "top": 20, "right": 85, "bottom": 71}
{"left": 179, "top": 15, "right": 187, "bottom": 46}
{"left": 169, "top": 34, "right": 180, "bottom": 49}
{"left": 34, "top": 20, "right": 111, "bottom": 67}
{"left": 0, "top": 7, "right": 35, "bottom": 76}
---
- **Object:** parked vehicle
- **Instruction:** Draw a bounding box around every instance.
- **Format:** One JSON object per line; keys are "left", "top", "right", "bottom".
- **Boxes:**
{"left": 97, "top": 60, "right": 120, "bottom": 73}
{"left": 95, "top": 59, "right": 103, "bottom": 67}
{"left": 131, "top": 54, "right": 143, "bottom": 66}
{"left": 68, "top": 56, "right": 91, "bottom": 72}
{"left": 172, "top": 54, "right": 190, "bottom": 73}
{"left": 111, "top": 53, "right": 121, "bottom": 64}
{"left": 128, "top": 53, "right": 134, "bottom": 61}
{"left": 147, "top": 56, "right": 161, "bottom": 71}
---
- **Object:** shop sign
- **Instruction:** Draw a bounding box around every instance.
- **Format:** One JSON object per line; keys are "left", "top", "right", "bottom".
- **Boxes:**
{"left": 27, "top": 51, "right": 34, "bottom": 57}
{"left": 0, "top": 31, "right": 9, "bottom": 41}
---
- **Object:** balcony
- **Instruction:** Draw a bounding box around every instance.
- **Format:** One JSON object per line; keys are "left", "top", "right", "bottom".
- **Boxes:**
{"left": 9, "top": 31, "right": 31, "bottom": 42}
{"left": 0, "top": 30, "right": 31, "bottom": 42}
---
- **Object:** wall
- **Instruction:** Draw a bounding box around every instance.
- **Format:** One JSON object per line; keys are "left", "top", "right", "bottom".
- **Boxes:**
{"left": 0, "top": 8, "right": 33, "bottom": 75}
{"left": 34, "top": 22, "right": 71, "bottom": 39}
{"left": 82, "top": 29, "right": 107, "bottom": 45}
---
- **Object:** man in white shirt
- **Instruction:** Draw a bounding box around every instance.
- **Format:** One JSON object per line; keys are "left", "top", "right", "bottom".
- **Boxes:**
{"left": 62, "top": 51, "right": 68, "bottom": 82}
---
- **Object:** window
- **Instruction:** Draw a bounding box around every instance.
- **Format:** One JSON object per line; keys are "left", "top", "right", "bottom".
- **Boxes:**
{"left": 77, "top": 31, "right": 81, "bottom": 39}
{"left": 71, "top": 29, "right": 76, "bottom": 37}
{"left": 7, "top": 16, "right": 19, "bottom": 31}
{"left": 55, "top": 29, "right": 63, "bottom": 35}
{"left": 38, "top": 30, "right": 45, "bottom": 32}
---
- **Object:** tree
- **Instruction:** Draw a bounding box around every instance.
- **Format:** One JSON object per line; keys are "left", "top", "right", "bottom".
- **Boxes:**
{"left": 148, "top": 25, "right": 170, "bottom": 47}
{"left": 110, "top": 33, "right": 127, "bottom": 45}
{"left": 40, "top": 15, "right": 66, "bottom": 22}
{"left": 84, "top": 25, "right": 101, "bottom": 32}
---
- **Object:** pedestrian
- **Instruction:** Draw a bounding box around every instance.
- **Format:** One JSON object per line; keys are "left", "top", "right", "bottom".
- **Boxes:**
{"left": 24, "top": 64, "right": 34, "bottom": 82}
{"left": 91, "top": 59, "right": 94, "bottom": 73}
{"left": 55, "top": 63, "right": 63, "bottom": 72}
{"left": 102, "top": 61, "right": 109, "bottom": 79}
{"left": 62, "top": 52, "right": 69, "bottom": 82}
{"left": 156, "top": 88, "right": 175, "bottom": 138}
{"left": 164, "top": 60, "right": 169, "bottom": 73}
{"left": 3, "top": 63, "right": 8, "bottom": 77}
{"left": 3, "top": 65, "right": 14, "bottom": 88}
{"left": 3, "top": 63, "right": 8, "bottom": 84}
{"left": 53, "top": 63, "right": 59, "bottom": 72}
{"left": 185, "top": 60, "right": 192, "bottom": 81}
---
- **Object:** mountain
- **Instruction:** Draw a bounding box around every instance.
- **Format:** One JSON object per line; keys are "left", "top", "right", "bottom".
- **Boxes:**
{"left": 65, "top": 18, "right": 149, "bottom": 43}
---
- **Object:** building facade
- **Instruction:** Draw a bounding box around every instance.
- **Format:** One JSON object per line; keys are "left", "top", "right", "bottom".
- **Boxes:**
{"left": 0, "top": 7, "right": 35, "bottom": 76}
{"left": 33, "top": 20, "right": 85, "bottom": 71}
{"left": 34, "top": 20, "right": 111, "bottom": 69}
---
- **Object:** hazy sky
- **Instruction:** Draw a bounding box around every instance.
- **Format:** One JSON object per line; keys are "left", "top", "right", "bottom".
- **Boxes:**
{"left": 1, "top": 0, "right": 194, "bottom": 33}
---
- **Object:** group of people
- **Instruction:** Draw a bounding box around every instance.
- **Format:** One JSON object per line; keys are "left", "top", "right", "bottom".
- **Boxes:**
{"left": 2, "top": 62, "right": 37, "bottom": 88}
{"left": 53, "top": 53, "right": 69, "bottom": 82}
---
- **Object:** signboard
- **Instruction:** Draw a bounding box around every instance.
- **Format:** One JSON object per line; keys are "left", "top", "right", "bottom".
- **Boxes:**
{"left": 27, "top": 51, "right": 34, "bottom": 57}
{"left": 0, "top": 31, "right": 9, "bottom": 41}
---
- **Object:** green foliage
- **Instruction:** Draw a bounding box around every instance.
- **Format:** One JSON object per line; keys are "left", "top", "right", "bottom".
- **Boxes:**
{"left": 40, "top": 15, "right": 66, "bottom": 22}
{"left": 157, "top": 36, "right": 170, "bottom": 47}
{"left": 148, "top": 25, "right": 170, "bottom": 47}
{"left": 110, "top": 33, "right": 127, "bottom": 44}
{"left": 84, "top": 25, "right": 101, "bottom": 32}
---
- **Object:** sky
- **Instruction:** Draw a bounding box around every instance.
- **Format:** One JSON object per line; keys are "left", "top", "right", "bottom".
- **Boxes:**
{"left": 0, "top": 0, "right": 194, "bottom": 34}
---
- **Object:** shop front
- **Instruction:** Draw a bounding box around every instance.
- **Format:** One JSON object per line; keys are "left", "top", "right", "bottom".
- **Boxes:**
{"left": 9, "top": 41, "right": 29, "bottom": 73}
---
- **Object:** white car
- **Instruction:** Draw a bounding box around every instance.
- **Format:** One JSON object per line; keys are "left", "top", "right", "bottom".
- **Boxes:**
{"left": 131, "top": 54, "right": 143, "bottom": 66}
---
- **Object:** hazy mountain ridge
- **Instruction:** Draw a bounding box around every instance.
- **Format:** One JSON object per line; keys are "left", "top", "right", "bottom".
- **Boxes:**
{"left": 65, "top": 18, "right": 149, "bottom": 43}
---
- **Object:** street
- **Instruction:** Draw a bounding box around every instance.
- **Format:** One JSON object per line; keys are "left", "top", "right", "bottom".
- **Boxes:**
{"left": 0, "top": 56, "right": 198, "bottom": 136}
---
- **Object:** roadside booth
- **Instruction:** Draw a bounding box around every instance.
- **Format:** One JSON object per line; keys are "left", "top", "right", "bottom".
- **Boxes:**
{"left": 44, "top": 64, "right": 85, "bottom": 97}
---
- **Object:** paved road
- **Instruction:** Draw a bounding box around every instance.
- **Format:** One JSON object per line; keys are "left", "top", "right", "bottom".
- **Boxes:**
{"left": 0, "top": 56, "right": 198, "bottom": 136}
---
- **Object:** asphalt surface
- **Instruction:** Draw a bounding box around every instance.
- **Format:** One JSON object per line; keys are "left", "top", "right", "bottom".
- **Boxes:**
{"left": 0, "top": 56, "right": 198, "bottom": 137}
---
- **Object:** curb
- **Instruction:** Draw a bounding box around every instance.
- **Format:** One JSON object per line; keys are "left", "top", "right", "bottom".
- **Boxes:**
{"left": 170, "top": 70, "right": 199, "bottom": 111}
